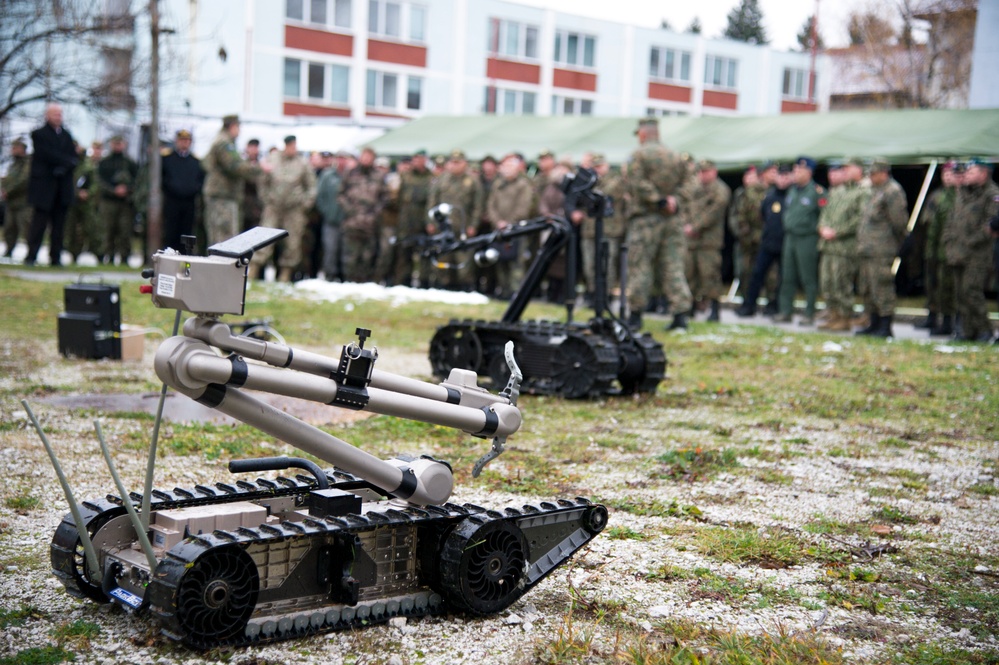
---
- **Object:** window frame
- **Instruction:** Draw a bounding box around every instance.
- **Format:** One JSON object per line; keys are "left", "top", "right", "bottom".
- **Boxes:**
{"left": 551, "top": 94, "right": 594, "bottom": 116}
{"left": 704, "top": 55, "right": 739, "bottom": 90}
{"left": 367, "top": 68, "right": 424, "bottom": 113}
{"left": 284, "top": 58, "right": 350, "bottom": 106}
{"left": 483, "top": 86, "right": 537, "bottom": 115}
{"left": 286, "top": 0, "right": 352, "bottom": 30}
{"left": 782, "top": 67, "right": 812, "bottom": 101}
{"left": 368, "top": 0, "right": 427, "bottom": 43}
{"left": 649, "top": 46, "right": 692, "bottom": 83}
{"left": 488, "top": 18, "right": 540, "bottom": 61}
{"left": 553, "top": 29, "right": 596, "bottom": 69}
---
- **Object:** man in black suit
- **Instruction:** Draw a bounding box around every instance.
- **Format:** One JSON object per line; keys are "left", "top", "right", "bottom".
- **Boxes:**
{"left": 25, "top": 103, "right": 78, "bottom": 266}
{"left": 161, "top": 129, "right": 205, "bottom": 251}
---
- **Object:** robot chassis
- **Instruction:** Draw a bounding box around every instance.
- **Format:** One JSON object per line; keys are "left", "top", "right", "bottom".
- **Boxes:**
{"left": 43, "top": 228, "right": 608, "bottom": 648}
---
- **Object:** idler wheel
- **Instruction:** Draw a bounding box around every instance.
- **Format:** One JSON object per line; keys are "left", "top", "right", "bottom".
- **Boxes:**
{"left": 439, "top": 518, "right": 528, "bottom": 615}
{"left": 176, "top": 546, "right": 259, "bottom": 645}
{"left": 429, "top": 325, "right": 483, "bottom": 378}
{"left": 551, "top": 337, "right": 599, "bottom": 398}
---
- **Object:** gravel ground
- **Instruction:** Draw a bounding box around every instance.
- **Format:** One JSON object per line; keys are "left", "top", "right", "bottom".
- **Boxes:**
{"left": 1, "top": 334, "right": 997, "bottom": 665}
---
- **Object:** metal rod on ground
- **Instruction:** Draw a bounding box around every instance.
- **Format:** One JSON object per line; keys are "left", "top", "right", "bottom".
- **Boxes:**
{"left": 23, "top": 400, "right": 101, "bottom": 582}
{"left": 95, "top": 421, "right": 159, "bottom": 572}
{"left": 141, "top": 308, "right": 182, "bottom": 530}
{"left": 893, "top": 159, "right": 938, "bottom": 277}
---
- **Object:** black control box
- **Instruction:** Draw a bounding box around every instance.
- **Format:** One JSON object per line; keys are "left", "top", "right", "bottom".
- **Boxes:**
{"left": 58, "top": 283, "right": 121, "bottom": 359}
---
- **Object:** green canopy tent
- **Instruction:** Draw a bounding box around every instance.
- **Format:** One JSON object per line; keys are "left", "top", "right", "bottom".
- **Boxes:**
{"left": 366, "top": 108, "right": 999, "bottom": 169}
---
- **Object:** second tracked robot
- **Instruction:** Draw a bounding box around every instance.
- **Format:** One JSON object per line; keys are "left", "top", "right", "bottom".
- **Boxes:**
{"left": 425, "top": 168, "right": 666, "bottom": 399}
{"left": 43, "top": 228, "right": 607, "bottom": 649}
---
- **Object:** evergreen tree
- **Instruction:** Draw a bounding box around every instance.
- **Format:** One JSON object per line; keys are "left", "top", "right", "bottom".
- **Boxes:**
{"left": 686, "top": 17, "right": 702, "bottom": 34}
{"left": 723, "top": 0, "right": 768, "bottom": 44}
{"left": 796, "top": 14, "right": 825, "bottom": 51}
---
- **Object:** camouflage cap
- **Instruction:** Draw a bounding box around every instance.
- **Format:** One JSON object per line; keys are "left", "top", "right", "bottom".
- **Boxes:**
{"left": 11, "top": 137, "right": 26, "bottom": 148}
{"left": 697, "top": 159, "right": 716, "bottom": 171}
{"left": 845, "top": 157, "right": 865, "bottom": 168}
{"left": 374, "top": 156, "right": 391, "bottom": 168}
{"left": 449, "top": 148, "right": 466, "bottom": 161}
{"left": 109, "top": 134, "right": 125, "bottom": 143}
{"left": 433, "top": 154, "right": 446, "bottom": 166}
{"left": 480, "top": 154, "right": 498, "bottom": 165}
{"left": 591, "top": 153, "right": 606, "bottom": 167}
{"left": 826, "top": 158, "right": 845, "bottom": 169}
{"left": 869, "top": 158, "right": 891, "bottom": 173}
{"left": 175, "top": 129, "right": 192, "bottom": 140}
{"left": 634, "top": 116, "right": 659, "bottom": 134}
{"left": 222, "top": 114, "right": 240, "bottom": 126}
{"left": 759, "top": 160, "right": 776, "bottom": 172}
{"left": 538, "top": 149, "right": 555, "bottom": 160}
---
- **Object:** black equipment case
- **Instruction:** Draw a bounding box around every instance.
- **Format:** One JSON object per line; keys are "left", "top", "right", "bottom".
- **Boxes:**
{"left": 58, "top": 281, "right": 121, "bottom": 359}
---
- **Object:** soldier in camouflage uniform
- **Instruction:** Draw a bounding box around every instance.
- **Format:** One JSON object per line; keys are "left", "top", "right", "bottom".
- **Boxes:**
{"left": 728, "top": 165, "right": 768, "bottom": 301}
{"left": 855, "top": 159, "right": 909, "bottom": 338}
{"left": 338, "top": 147, "right": 387, "bottom": 283}
{"left": 64, "top": 141, "right": 102, "bottom": 262}
{"left": 817, "top": 158, "right": 870, "bottom": 331}
{"left": 248, "top": 136, "right": 316, "bottom": 282}
{"left": 202, "top": 115, "right": 266, "bottom": 247}
{"left": 374, "top": 157, "right": 403, "bottom": 285}
{"left": 943, "top": 158, "right": 999, "bottom": 342}
{"left": 2, "top": 138, "right": 31, "bottom": 257}
{"left": 486, "top": 154, "right": 534, "bottom": 298}
{"left": 684, "top": 160, "right": 731, "bottom": 322}
{"left": 428, "top": 149, "right": 484, "bottom": 290}
{"left": 777, "top": 157, "right": 826, "bottom": 325}
{"left": 97, "top": 135, "right": 139, "bottom": 265}
{"left": 397, "top": 150, "right": 434, "bottom": 287}
{"left": 917, "top": 162, "right": 959, "bottom": 336}
{"left": 625, "top": 117, "right": 693, "bottom": 331}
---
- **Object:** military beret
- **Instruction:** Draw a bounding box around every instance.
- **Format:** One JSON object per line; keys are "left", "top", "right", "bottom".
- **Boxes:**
{"left": 11, "top": 137, "right": 26, "bottom": 148}
{"left": 869, "top": 158, "right": 891, "bottom": 173}
{"left": 449, "top": 148, "right": 466, "bottom": 161}
{"left": 175, "top": 129, "right": 192, "bottom": 140}
{"left": 795, "top": 156, "right": 816, "bottom": 170}
{"left": 413, "top": 148, "right": 428, "bottom": 157}
{"left": 222, "top": 114, "right": 240, "bottom": 126}
{"left": 966, "top": 156, "right": 994, "bottom": 171}
{"left": 284, "top": 135, "right": 297, "bottom": 144}
{"left": 538, "top": 149, "right": 555, "bottom": 159}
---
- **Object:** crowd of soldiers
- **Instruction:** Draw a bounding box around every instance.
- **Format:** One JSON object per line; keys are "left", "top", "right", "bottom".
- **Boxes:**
{"left": 3, "top": 110, "right": 998, "bottom": 341}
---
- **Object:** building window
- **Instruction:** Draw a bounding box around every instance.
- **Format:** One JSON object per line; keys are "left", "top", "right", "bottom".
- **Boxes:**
{"left": 554, "top": 30, "right": 596, "bottom": 68}
{"left": 366, "top": 69, "right": 422, "bottom": 112}
{"left": 488, "top": 18, "right": 539, "bottom": 60}
{"left": 783, "top": 67, "right": 813, "bottom": 101}
{"left": 552, "top": 95, "right": 593, "bottom": 116}
{"left": 649, "top": 47, "right": 691, "bottom": 83}
{"left": 407, "top": 76, "right": 422, "bottom": 110}
{"left": 287, "top": 0, "right": 351, "bottom": 29}
{"left": 285, "top": 58, "right": 350, "bottom": 105}
{"left": 484, "top": 87, "right": 536, "bottom": 115}
{"left": 369, "top": 0, "right": 425, "bottom": 42}
{"left": 704, "top": 55, "right": 738, "bottom": 89}
{"left": 645, "top": 107, "right": 687, "bottom": 117}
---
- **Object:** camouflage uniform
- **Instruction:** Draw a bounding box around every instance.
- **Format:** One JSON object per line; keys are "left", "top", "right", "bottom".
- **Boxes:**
{"left": 97, "top": 150, "right": 139, "bottom": 263}
{"left": 921, "top": 186, "right": 957, "bottom": 319}
{"left": 625, "top": 141, "right": 692, "bottom": 318}
{"left": 338, "top": 165, "right": 387, "bottom": 283}
{"left": 202, "top": 130, "right": 261, "bottom": 245}
{"left": 486, "top": 173, "right": 534, "bottom": 297}
{"left": 818, "top": 181, "right": 869, "bottom": 320}
{"left": 249, "top": 151, "right": 316, "bottom": 278}
{"left": 397, "top": 166, "right": 433, "bottom": 286}
{"left": 729, "top": 181, "right": 768, "bottom": 298}
{"left": 685, "top": 176, "right": 731, "bottom": 304}
{"left": 63, "top": 154, "right": 101, "bottom": 260}
{"left": 581, "top": 170, "right": 628, "bottom": 295}
{"left": 856, "top": 177, "right": 908, "bottom": 318}
{"left": 374, "top": 171, "right": 402, "bottom": 284}
{"left": 778, "top": 179, "right": 825, "bottom": 318}
{"left": 428, "top": 170, "right": 483, "bottom": 289}
{"left": 943, "top": 178, "right": 999, "bottom": 340}
{"left": 1, "top": 152, "right": 31, "bottom": 256}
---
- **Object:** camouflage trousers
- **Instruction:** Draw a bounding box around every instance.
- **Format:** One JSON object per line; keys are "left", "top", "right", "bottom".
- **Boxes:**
{"left": 341, "top": 225, "right": 379, "bottom": 283}
{"left": 858, "top": 254, "right": 896, "bottom": 317}
{"left": 3, "top": 204, "right": 31, "bottom": 254}
{"left": 626, "top": 214, "right": 691, "bottom": 315}
{"left": 819, "top": 253, "right": 858, "bottom": 319}
{"left": 250, "top": 205, "right": 309, "bottom": 272}
{"left": 952, "top": 251, "right": 993, "bottom": 339}
{"left": 204, "top": 197, "right": 241, "bottom": 247}
{"left": 582, "top": 237, "right": 622, "bottom": 295}
{"left": 99, "top": 198, "right": 134, "bottom": 262}
{"left": 685, "top": 246, "right": 723, "bottom": 302}
{"left": 64, "top": 201, "right": 102, "bottom": 259}
{"left": 924, "top": 260, "right": 956, "bottom": 316}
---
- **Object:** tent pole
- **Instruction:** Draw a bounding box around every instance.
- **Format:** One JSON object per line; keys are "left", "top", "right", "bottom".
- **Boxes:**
{"left": 892, "top": 159, "right": 938, "bottom": 277}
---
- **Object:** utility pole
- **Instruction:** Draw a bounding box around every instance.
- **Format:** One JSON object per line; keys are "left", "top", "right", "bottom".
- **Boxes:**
{"left": 808, "top": 0, "right": 820, "bottom": 103}
{"left": 147, "top": 0, "right": 162, "bottom": 264}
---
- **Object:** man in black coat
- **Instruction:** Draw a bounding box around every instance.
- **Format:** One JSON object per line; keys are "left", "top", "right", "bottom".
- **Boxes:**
{"left": 161, "top": 129, "right": 205, "bottom": 251}
{"left": 25, "top": 103, "right": 78, "bottom": 266}
{"left": 736, "top": 163, "right": 792, "bottom": 317}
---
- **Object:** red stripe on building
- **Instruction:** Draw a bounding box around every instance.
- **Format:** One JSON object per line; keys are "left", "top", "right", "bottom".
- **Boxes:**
{"left": 284, "top": 102, "right": 351, "bottom": 117}
{"left": 284, "top": 25, "right": 353, "bottom": 56}
{"left": 781, "top": 100, "right": 817, "bottom": 113}
{"left": 702, "top": 89, "right": 738, "bottom": 110}
{"left": 648, "top": 81, "right": 692, "bottom": 103}
{"left": 552, "top": 68, "right": 597, "bottom": 92}
{"left": 486, "top": 57, "right": 541, "bottom": 84}
{"left": 365, "top": 110, "right": 408, "bottom": 119}
{"left": 367, "top": 39, "right": 427, "bottom": 67}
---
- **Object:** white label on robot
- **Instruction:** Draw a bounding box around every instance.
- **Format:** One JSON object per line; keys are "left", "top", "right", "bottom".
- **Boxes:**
{"left": 109, "top": 587, "right": 143, "bottom": 608}
{"left": 157, "top": 275, "right": 176, "bottom": 298}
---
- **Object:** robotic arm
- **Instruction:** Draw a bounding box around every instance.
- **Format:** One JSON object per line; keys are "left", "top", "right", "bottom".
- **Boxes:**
{"left": 145, "top": 229, "right": 523, "bottom": 506}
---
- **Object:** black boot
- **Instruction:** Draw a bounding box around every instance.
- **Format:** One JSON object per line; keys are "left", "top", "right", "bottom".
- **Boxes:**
{"left": 707, "top": 300, "right": 720, "bottom": 322}
{"left": 627, "top": 311, "right": 642, "bottom": 331}
{"left": 930, "top": 315, "right": 953, "bottom": 336}
{"left": 870, "top": 315, "right": 893, "bottom": 338}
{"left": 735, "top": 305, "right": 755, "bottom": 317}
{"left": 856, "top": 313, "right": 881, "bottom": 336}
{"left": 667, "top": 313, "right": 689, "bottom": 331}
{"left": 914, "top": 312, "right": 937, "bottom": 329}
